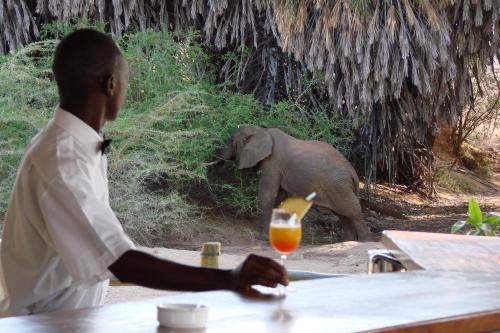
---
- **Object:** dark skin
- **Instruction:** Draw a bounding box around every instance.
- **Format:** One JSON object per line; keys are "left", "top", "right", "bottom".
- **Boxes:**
{"left": 59, "top": 58, "right": 128, "bottom": 132}
{"left": 60, "top": 54, "right": 288, "bottom": 295}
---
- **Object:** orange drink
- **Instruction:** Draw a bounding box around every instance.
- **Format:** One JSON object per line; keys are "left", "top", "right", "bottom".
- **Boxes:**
{"left": 269, "top": 208, "right": 303, "bottom": 295}
{"left": 269, "top": 224, "right": 301, "bottom": 254}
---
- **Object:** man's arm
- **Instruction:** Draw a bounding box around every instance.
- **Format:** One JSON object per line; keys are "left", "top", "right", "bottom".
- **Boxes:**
{"left": 108, "top": 250, "right": 288, "bottom": 292}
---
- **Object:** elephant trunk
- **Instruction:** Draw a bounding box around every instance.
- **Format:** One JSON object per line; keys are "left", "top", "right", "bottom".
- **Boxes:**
{"left": 218, "top": 138, "right": 236, "bottom": 161}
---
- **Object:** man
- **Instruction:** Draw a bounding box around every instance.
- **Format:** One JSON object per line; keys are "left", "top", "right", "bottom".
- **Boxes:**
{"left": 0, "top": 29, "right": 287, "bottom": 317}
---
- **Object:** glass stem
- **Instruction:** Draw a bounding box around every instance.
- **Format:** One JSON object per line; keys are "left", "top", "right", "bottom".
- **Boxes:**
{"left": 280, "top": 254, "right": 287, "bottom": 267}
{"left": 277, "top": 254, "right": 287, "bottom": 295}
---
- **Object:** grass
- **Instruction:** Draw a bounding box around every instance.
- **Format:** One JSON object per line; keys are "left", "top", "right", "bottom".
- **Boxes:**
{"left": 0, "top": 26, "right": 353, "bottom": 245}
{"left": 434, "top": 167, "right": 475, "bottom": 194}
{"left": 0, "top": 40, "right": 58, "bottom": 218}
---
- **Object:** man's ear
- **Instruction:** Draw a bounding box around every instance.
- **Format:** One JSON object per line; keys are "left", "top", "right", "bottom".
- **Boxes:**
{"left": 103, "top": 74, "right": 116, "bottom": 97}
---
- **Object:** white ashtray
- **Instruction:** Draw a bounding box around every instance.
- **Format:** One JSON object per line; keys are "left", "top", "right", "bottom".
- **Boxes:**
{"left": 157, "top": 303, "right": 208, "bottom": 329}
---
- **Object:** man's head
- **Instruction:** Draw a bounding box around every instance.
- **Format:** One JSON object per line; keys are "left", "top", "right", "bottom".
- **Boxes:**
{"left": 52, "top": 29, "right": 128, "bottom": 125}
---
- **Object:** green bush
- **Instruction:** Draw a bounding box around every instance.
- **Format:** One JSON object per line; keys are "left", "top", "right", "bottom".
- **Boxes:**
{"left": 0, "top": 27, "right": 353, "bottom": 245}
{"left": 452, "top": 198, "right": 499, "bottom": 236}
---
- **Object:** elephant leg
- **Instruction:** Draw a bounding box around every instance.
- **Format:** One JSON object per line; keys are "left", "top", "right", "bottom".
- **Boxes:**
{"left": 274, "top": 188, "right": 288, "bottom": 207}
{"left": 256, "top": 167, "right": 282, "bottom": 239}
{"left": 339, "top": 215, "right": 358, "bottom": 241}
{"left": 326, "top": 193, "right": 372, "bottom": 242}
{"left": 348, "top": 199, "right": 372, "bottom": 241}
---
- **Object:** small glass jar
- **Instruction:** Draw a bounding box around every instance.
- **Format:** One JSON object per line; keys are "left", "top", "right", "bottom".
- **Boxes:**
{"left": 200, "top": 242, "right": 221, "bottom": 268}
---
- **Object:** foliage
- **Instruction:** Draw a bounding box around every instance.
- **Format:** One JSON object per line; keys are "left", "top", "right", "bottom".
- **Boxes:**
{"left": 0, "top": 0, "right": 37, "bottom": 53}
{"left": 452, "top": 198, "right": 500, "bottom": 236}
{"left": 0, "top": 27, "right": 352, "bottom": 245}
{"left": 0, "top": 0, "right": 171, "bottom": 52}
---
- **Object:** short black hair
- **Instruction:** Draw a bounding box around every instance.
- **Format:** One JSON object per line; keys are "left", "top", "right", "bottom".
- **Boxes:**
{"left": 52, "top": 29, "right": 124, "bottom": 103}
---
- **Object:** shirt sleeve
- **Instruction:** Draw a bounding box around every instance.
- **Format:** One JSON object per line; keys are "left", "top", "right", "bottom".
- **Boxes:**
{"left": 39, "top": 174, "right": 135, "bottom": 288}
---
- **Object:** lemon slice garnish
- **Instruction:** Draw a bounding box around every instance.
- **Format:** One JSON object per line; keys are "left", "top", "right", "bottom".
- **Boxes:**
{"left": 278, "top": 192, "right": 316, "bottom": 221}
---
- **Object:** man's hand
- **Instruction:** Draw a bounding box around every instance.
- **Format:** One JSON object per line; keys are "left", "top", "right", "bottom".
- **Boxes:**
{"left": 230, "top": 254, "right": 288, "bottom": 291}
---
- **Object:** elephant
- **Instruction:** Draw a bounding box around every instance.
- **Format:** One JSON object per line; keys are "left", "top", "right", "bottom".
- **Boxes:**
{"left": 218, "top": 126, "right": 372, "bottom": 241}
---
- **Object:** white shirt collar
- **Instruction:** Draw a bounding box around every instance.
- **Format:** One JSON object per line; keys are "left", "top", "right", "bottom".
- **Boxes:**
{"left": 53, "top": 106, "right": 103, "bottom": 154}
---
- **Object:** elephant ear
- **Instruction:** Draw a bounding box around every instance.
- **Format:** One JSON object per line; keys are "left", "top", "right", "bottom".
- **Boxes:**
{"left": 238, "top": 129, "right": 273, "bottom": 169}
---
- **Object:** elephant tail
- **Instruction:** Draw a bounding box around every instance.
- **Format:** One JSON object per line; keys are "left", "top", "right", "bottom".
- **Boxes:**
{"left": 352, "top": 172, "right": 360, "bottom": 197}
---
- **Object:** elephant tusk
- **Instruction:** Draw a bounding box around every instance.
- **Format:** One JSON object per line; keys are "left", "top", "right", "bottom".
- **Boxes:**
{"left": 306, "top": 192, "right": 317, "bottom": 201}
{"left": 203, "top": 159, "right": 227, "bottom": 166}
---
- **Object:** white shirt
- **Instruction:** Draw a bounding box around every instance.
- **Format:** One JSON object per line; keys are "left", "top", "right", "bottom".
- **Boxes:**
{"left": 0, "top": 107, "right": 135, "bottom": 317}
